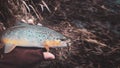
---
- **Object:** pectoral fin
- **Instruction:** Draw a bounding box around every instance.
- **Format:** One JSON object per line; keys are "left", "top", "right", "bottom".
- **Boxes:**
{"left": 4, "top": 45, "right": 16, "bottom": 53}
{"left": 45, "top": 45, "right": 50, "bottom": 52}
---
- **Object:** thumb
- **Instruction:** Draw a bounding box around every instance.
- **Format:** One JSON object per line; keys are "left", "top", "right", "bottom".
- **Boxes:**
{"left": 43, "top": 52, "right": 55, "bottom": 59}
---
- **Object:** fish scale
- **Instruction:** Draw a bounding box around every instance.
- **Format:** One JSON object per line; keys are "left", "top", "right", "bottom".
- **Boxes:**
{"left": 1, "top": 22, "right": 68, "bottom": 53}
{"left": 3, "top": 25, "right": 64, "bottom": 41}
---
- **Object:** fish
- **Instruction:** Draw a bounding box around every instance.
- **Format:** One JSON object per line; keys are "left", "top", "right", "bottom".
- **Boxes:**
{"left": 0, "top": 22, "right": 70, "bottom": 53}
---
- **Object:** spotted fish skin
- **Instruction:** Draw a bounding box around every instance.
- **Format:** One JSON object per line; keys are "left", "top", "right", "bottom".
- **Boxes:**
{"left": 1, "top": 22, "right": 68, "bottom": 53}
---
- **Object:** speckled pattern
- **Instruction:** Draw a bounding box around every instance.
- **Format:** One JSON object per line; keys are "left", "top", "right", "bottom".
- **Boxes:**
{"left": 1, "top": 23, "right": 67, "bottom": 47}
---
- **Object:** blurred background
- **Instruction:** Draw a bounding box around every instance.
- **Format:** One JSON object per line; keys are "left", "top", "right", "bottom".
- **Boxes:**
{"left": 0, "top": 0, "right": 120, "bottom": 68}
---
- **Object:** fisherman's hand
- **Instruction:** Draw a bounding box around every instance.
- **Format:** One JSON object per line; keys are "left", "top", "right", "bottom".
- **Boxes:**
{"left": 0, "top": 47, "right": 46, "bottom": 68}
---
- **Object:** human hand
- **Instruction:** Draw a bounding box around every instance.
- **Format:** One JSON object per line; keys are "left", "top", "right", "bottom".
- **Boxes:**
{"left": 43, "top": 52, "right": 55, "bottom": 59}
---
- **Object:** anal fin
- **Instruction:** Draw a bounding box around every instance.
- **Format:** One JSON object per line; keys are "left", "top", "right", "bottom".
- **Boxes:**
{"left": 4, "top": 45, "right": 16, "bottom": 53}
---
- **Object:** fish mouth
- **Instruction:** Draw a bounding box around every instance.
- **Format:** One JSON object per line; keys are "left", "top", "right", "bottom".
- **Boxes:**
{"left": 65, "top": 39, "right": 71, "bottom": 46}
{"left": 60, "top": 38, "right": 71, "bottom": 47}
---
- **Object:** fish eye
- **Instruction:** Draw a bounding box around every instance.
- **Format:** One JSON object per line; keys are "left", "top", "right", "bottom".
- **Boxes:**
{"left": 60, "top": 39, "right": 66, "bottom": 41}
